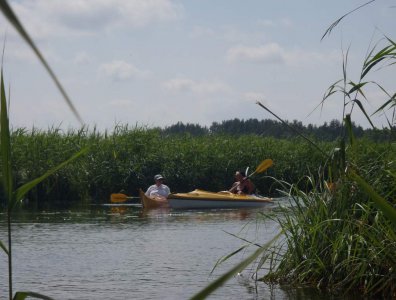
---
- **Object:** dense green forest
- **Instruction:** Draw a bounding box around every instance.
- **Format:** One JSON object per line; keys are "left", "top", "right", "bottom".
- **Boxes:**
{"left": 161, "top": 118, "right": 395, "bottom": 142}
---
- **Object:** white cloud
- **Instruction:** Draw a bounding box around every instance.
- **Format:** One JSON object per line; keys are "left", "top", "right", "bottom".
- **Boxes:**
{"left": 284, "top": 48, "right": 340, "bottom": 67}
{"left": 226, "top": 43, "right": 285, "bottom": 64}
{"left": 256, "top": 19, "right": 275, "bottom": 27}
{"left": 242, "top": 92, "right": 267, "bottom": 103}
{"left": 256, "top": 17, "right": 293, "bottom": 28}
{"left": 8, "top": 0, "right": 183, "bottom": 38}
{"left": 280, "top": 18, "right": 293, "bottom": 28}
{"left": 189, "top": 26, "right": 215, "bottom": 38}
{"left": 226, "top": 43, "right": 340, "bottom": 67}
{"left": 4, "top": 43, "right": 36, "bottom": 63}
{"left": 162, "top": 78, "right": 231, "bottom": 94}
{"left": 98, "top": 60, "right": 150, "bottom": 81}
{"left": 107, "top": 98, "right": 135, "bottom": 108}
{"left": 73, "top": 52, "right": 93, "bottom": 65}
{"left": 3, "top": 0, "right": 393, "bottom": 131}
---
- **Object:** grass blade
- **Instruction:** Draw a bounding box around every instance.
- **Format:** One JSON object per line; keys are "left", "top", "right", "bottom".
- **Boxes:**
{"left": 0, "top": 0, "right": 83, "bottom": 124}
{"left": 13, "top": 291, "right": 55, "bottom": 300}
{"left": 362, "top": 44, "right": 396, "bottom": 79}
{"left": 351, "top": 99, "right": 375, "bottom": 128}
{"left": 321, "top": 0, "right": 375, "bottom": 40}
{"left": 0, "top": 240, "right": 8, "bottom": 255}
{"left": 372, "top": 92, "right": 396, "bottom": 114}
{"left": 190, "top": 232, "right": 282, "bottom": 300}
{"left": 348, "top": 81, "right": 367, "bottom": 98}
{"left": 210, "top": 245, "right": 250, "bottom": 275}
{"left": 344, "top": 114, "right": 355, "bottom": 146}
{"left": 0, "top": 67, "right": 13, "bottom": 203}
{"left": 348, "top": 170, "right": 396, "bottom": 226}
{"left": 12, "top": 147, "right": 89, "bottom": 209}
{"left": 256, "top": 101, "right": 327, "bottom": 157}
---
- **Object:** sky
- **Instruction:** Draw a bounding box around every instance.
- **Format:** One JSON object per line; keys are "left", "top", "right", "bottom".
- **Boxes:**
{"left": 1, "top": 0, "right": 395, "bottom": 131}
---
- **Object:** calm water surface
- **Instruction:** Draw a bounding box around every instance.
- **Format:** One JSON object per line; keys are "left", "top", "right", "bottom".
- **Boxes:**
{"left": 0, "top": 202, "right": 354, "bottom": 300}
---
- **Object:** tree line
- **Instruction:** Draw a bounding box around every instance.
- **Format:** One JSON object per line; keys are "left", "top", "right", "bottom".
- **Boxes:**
{"left": 161, "top": 118, "right": 395, "bottom": 142}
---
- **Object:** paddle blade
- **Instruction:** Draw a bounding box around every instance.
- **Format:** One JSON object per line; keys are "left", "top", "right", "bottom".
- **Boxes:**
{"left": 110, "top": 193, "right": 128, "bottom": 203}
{"left": 255, "top": 159, "right": 273, "bottom": 174}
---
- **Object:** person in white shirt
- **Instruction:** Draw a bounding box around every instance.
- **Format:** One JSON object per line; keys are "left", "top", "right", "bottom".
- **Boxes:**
{"left": 145, "top": 174, "right": 171, "bottom": 198}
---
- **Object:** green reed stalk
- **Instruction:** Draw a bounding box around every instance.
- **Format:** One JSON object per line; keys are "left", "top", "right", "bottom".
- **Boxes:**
{"left": 1, "top": 69, "right": 88, "bottom": 299}
{"left": 0, "top": 0, "right": 82, "bottom": 125}
{"left": 195, "top": 6, "right": 395, "bottom": 298}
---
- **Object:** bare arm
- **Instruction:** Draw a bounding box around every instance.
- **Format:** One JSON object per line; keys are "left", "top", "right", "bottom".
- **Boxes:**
{"left": 229, "top": 182, "right": 239, "bottom": 193}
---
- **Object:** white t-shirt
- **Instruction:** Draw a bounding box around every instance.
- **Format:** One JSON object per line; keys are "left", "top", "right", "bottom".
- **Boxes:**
{"left": 145, "top": 184, "right": 170, "bottom": 198}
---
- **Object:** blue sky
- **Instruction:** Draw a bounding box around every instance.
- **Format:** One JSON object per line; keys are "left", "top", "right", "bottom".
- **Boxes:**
{"left": 1, "top": 0, "right": 395, "bottom": 131}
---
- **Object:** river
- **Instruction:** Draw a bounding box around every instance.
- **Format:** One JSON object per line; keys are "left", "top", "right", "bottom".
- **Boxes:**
{"left": 0, "top": 201, "right": 356, "bottom": 299}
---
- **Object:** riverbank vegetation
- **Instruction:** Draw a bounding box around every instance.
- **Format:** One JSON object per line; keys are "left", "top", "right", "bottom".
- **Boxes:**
{"left": 1, "top": 123, "right": 392, "bottom": 209}
{"left": 1, "top": 0, "right": 395, "bottom": 299}
{"left": 255, "top": 11, "right": 396, "bottom": 296}
{"left": 194, "top": 3, "right": 396, "bottom": 298}
{"left": 260, "top": 132, "right": 395, "bottom": 298}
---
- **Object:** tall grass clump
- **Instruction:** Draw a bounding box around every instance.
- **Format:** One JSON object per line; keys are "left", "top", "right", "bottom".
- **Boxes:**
{"left": 258, "top": 18, "right": 396, "bottom": 299}
{"left": 262, "top": 165, "right": 395, "bottom": 297}
{"left": 2, "top": 121, "right": 389, "bottom": 208}
{"left": 192, "top": 4, "right": 395, "bottom": 299}
{"left": 3, "top": 127, "right": 338, "bottom": 207}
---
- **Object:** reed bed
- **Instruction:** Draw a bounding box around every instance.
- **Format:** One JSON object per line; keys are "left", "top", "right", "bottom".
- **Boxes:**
{"left": 256, "top": 136, "right": 396, "bottom": 298}
{"left": 2, "top": 1, "right": 394, "bottom": 299}
{"left": 1, "top": 124, "right": 392, "bottom": 210}
{"left": 2, "top": 125, "right": 338, "bottom": 207}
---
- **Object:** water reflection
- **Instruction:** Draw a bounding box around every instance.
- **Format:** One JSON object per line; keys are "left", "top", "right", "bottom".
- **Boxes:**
{"left": 0, "top": 204, "right": 356, "bottom": 300}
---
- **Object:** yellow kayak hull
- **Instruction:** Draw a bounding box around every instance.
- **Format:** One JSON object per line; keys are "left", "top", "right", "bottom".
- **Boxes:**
{"left": 139, "top": 189, "right": 168, "bottom": 209}
{"left": 167, "top": 189, "right": 273, "bottom": 209}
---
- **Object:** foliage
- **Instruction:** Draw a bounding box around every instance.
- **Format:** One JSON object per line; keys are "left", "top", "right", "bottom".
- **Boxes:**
{"left": 162, "top": 117, "right": 395, "bottom": 142}
{"left": 0, "top": 123, "right": 391, "bottom": 209}
{"left": 259, "top": 141, "right": 396, "bottom": 296}
{"left": 194, "top": 4, "right": 396, "bottom": 299}
{"left": 1, "top": 0, "right": 395, "bottom": 298}
{"left": 256, "top": 20, "right": 396, "bottom": 300}
{"left": 0, "top": 126, "right": 347, "bottom": 206}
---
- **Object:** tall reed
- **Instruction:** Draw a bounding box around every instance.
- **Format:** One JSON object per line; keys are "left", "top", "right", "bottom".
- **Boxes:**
{"left": 1, "top": 69, "right": 87, "bottom": 299}
{"left": 192, "top": 7, "right": 395, "bottom": 298}
{"left": 257, "top": 18, "right": 396, "bottom": 300}
{"left": 3, "top": 128, "right": 343, "bottom": 206}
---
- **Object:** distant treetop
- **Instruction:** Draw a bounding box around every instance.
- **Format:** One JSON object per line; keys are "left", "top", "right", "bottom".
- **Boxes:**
{"left": 161, "top": 118, "right": 395, "bottom": 142}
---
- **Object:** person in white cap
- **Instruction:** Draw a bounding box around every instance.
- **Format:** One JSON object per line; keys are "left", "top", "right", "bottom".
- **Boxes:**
{"left": 145, "top": 174, "right": 171, "bottom": 198}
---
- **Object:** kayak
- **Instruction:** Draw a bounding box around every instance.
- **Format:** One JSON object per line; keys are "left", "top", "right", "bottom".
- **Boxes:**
{"left": 139, "top": 189, "right": 168, "bottom": 209}
{"left": 167, "top": 189, "right": 273, "bottom": 209}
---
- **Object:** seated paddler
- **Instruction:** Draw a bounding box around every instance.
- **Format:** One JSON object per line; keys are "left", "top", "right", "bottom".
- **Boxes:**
{"left": 229, "top": 170, "right": 255, "bottom": 195}
{"left": 145, "top": 174, "right": 171, "bottom": 199}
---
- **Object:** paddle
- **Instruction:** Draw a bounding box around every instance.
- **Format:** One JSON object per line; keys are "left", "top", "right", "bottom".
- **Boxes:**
{"left": 110, "top": 193, "right": 139, "bottom": 203}
{"left": 229, "top": 159, "right": 273, "bottom": 193}
{"left": 248, "top": 158, "right": 273, "bottom": 177}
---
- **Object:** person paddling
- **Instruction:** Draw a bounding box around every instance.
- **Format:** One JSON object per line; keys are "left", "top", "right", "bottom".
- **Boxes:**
{"left": 229, "top": 170, "right": 255, "bottom": 195}
{"left": 145, "top": 174, "right": 171, "bottom": 198}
